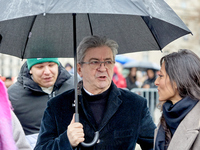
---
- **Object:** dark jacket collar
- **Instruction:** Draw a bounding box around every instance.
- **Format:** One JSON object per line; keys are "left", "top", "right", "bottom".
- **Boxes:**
{"left": 78, "top": 82, "right": 122, "bottom": 131}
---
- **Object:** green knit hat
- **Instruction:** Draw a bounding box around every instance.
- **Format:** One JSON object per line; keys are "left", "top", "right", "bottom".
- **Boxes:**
{"left": 27, "top": 58, "right": 59, "bottom": 70}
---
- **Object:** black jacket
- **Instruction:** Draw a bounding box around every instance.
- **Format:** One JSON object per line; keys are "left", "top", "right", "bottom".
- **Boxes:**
{"left": 8, "top": 61, "right": 74, "bottom": 135}
{"left": 35, "top": 82, "right": 156, "bottom": 150}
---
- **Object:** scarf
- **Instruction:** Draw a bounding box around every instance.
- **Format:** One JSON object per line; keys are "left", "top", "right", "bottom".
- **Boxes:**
{"left": 0, "top": 79, "right": 17, "bottom": 150}
{"left": 155, "top": 96, "right": 198, "bottom": 150}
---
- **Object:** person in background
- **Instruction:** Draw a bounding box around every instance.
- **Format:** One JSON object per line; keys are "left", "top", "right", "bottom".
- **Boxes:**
{"left": 112, "top": 65, "right": 127, "bottom": 88}
{"left": 35, "top": 35, "right": 156, "bottom": 150}
{"left": 125, "top": 67, "right": 138, "bottom": 90}
{"left": 0, "top": 75, "right": 6, "bottom": 82}
{"left": 154, "top": 49, "right": 200, "bottom": 150}
{"left": 0, "top": 78, "right": 32, "bottom": 150}
{"left": 8, "top": 58, "right": 75, "bottom": 149}
{"left": 65, "top": 62, "right": 82, "bottom": 80}
{"left": 142, "top": 69, "right": 157, "bottom": 89}
{"left": 4, "top": 76, "right": 14, "bottom": 88}
{"left": 141, "top": 69, "right": 158, "bottom": 109}
{"left": 65, "top": 62, "right": 73, "bottom": 72}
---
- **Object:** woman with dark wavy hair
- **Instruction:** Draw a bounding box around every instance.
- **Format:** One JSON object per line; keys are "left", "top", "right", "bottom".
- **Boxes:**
{"left": 154, "top": 49, "right": 200, "bottom": 150}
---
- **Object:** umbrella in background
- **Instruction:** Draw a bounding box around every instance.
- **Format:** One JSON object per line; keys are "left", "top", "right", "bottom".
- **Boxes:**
{"left": 0, "top": 0, "right": 191, "bottom": 148}
{"left": 115, "top": 55, "right": 135, "bottom": 65}
{"left": 123, "top": 60, "right": 160, "bottom": 71}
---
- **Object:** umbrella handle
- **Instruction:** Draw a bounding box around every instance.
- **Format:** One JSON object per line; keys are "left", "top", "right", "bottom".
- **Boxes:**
{"left": 75, "top": 113, "right": 99, "bottom": 147}
{"left": 81, "top": 131, "right": 99, "bottom": 147}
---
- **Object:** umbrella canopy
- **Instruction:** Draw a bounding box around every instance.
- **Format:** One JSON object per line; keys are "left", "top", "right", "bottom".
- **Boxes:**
{"left": 0, "top": 0, "right": 191, "bottom": 59}
{"left": 123, "top": 60, "right": 160, "bottom": 71}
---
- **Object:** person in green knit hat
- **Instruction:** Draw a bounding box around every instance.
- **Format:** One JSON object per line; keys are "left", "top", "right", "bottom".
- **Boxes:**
{"left": 27, "top": 58, "right": 60, "bottom": 88}
{"left": 7, "top": 58, "right": 75, "bottom": 149}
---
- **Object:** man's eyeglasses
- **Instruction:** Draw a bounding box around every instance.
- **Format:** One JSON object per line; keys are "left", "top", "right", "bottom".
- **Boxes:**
{"left": 80, "top": 60, "right": 115, "bottom": 69}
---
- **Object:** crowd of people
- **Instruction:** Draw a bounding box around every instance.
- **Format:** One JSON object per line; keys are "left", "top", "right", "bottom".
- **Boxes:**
{"left": 113, "top": 65, "right": 158, "bottom": 90}
{"left": 0, "top": 35, "right": 200, "bottom": 150}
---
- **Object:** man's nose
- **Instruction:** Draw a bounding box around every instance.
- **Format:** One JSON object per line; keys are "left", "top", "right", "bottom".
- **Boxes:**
{"left": 99, "top": 62, "right": 106, "bottom": 67}
{"left": 44, "top": 66, "right": 51, "bottom": 74}
{"left": 98, "top": 62, "right": 107, "bottom": 71}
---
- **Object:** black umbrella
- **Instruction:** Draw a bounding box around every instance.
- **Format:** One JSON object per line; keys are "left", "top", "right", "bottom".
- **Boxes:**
{"left": 0, "top": 0, "right": 191, "bottom": 147}
{"left": 0, "top": 0, "right": 192, "bottom": 58}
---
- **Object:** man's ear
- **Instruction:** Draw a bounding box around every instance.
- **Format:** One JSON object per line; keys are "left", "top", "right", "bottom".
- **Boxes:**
{"left": 29, "top": 69, "right": 32, "bottom": 75}
{"left": 77, "top": 63, "right": 83, "bottom": 77}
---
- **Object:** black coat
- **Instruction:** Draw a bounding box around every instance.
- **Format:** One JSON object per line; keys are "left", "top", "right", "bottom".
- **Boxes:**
{"left": 35, "top": 82, "right": 156, "bottom": 150}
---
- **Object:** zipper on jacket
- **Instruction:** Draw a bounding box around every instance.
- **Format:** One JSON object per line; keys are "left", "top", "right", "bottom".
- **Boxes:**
{"left": 48, "top": 91, "right": 56, "bottom": 99}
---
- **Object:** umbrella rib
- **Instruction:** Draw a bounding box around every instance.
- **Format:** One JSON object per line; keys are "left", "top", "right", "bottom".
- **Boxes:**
{"left": 142, "top": 16, "right": 162, "bottom": 50}
{"left": 21, "top": 16, "right": 37, "bottom": 59}
{"left": 87, "top": 14, "right": 93, "bottom": 35}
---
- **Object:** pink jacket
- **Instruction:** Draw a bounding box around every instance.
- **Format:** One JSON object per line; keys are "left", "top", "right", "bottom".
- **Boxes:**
{"left": 0, "top": 79, "right": 17, "bottom": 150}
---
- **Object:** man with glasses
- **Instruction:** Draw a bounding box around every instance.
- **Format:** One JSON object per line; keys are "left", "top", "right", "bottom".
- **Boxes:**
{"left": 35, "top": 36, "right": 156, "bottom": 150}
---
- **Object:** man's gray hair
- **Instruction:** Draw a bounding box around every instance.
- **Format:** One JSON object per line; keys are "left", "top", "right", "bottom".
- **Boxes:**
{"left": 77, "top": 35, "right": 118, "bottom": 63}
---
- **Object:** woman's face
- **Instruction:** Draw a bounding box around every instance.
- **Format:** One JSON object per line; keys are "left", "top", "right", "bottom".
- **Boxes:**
{"left": 130, "top": 67, "right": 137, "bottom": 76}
{"left": 154, "top": 62, "right": 182, "bottom": 104}
{"left": 147, "top": 69, "right": 154, "bottom": 79}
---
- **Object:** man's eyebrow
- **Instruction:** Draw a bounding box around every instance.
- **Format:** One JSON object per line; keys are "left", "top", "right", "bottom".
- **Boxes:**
{"left": 104, "top": 58, "right": 113, "bottom": 60}
{"left": 88, "top": 58, "right": 113, "bottom": 61}
{"left": 88, "top": 58, "right": 99, "bottom": 61}
{"left": 34, "top": 63, "right": 44, "bottom": 66}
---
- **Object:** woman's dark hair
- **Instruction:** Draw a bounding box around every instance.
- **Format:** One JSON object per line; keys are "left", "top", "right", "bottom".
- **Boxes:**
{"left": 161, "top": 49, "right": 200, "bottom": 100}
{"left": 159, "top": 49, "right": 200, "bottom": 145}
{"left": 128, "top": 67, "right": 137, "bottom": 83}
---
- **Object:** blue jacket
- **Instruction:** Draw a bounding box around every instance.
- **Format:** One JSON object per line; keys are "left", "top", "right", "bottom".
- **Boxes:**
{"left": 35, "top": 82, "right": 156, "bottom": 150}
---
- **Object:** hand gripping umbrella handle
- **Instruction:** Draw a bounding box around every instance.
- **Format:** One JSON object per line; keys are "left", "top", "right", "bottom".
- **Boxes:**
{"left": 75, "top": 113, "right": 99, "bottom": 147}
